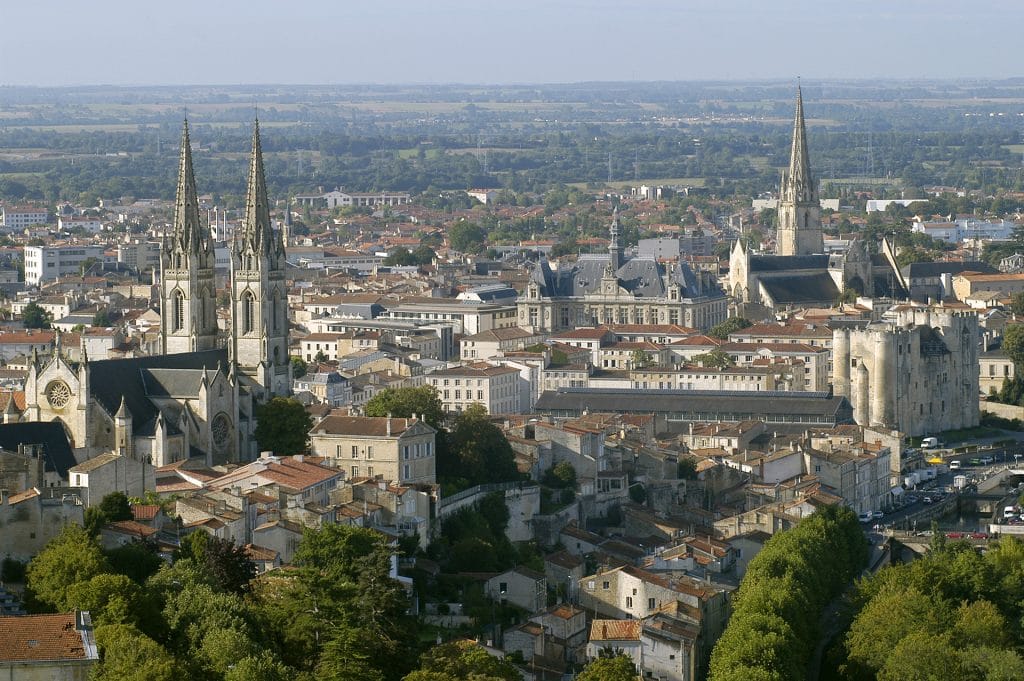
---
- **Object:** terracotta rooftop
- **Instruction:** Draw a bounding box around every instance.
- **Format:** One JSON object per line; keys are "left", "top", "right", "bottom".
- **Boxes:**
{"left": 589, "top": 619, "right": 641, "bottom": 641}
{"left": 0, "top": 612, "right": 96, "bottom": 663}
{"left": 311, "top": 415, "right": 430, "bottom": 438}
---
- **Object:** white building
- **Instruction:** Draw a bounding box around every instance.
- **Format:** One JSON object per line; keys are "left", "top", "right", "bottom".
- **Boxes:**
{"left": 427, "top": 362, "right": 521, "bottom": 414}
{"left": 1, "top": 206, "right": 48, "bottom": 231}
{"left": 23, "top": 245, "right": 106, "bottom": 285}
{"left": 58, "top": 216, "right": 104, "bottom": 234}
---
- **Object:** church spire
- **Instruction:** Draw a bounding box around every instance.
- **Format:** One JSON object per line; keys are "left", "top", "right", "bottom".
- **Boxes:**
{"left": 240, "top": 119, "right": 274, "bottom": 254}
{"left": 783, "top": 84, "right": 816, "bottom": 205}
{"left": 172, "top": 120, "right": 204, "bottom": 252}
{"left": 776, "top": 84, "right": 823, "bottom": 256}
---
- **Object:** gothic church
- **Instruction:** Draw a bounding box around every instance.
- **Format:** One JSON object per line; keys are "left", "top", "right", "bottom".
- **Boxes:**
{"left": 23, "top": 121, "right": 289, "bottom": 467}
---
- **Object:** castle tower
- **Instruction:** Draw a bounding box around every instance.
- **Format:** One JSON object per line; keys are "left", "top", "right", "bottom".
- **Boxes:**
{"left": 776, "top": 86, "right": 823, "bottom": 256}
{"left": 160, "top": 120, "right": 218, "bottom": 354}
{"left": 230, "top": 120, "right": 290, "bottom": 401}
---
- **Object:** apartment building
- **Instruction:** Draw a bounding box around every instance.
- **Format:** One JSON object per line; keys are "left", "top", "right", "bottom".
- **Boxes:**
{"left": 427, "top": 362, "right": 521, "bottom": 414}
{"left": 308, "top": 414, "right": 436, "bottom": 485}
{"left": 24, "top": 245, "right": 106, "bottom": 285}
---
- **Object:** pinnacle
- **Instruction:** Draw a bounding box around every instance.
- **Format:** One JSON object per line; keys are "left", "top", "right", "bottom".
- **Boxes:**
{"left": 241, "top": 119, "right": 274, "bottom": 255}
{"left": 784, "top": 84, "right": 816, "bottom": 205}
{"left": 172, "top": 119, "right": 208, "bottom": 257}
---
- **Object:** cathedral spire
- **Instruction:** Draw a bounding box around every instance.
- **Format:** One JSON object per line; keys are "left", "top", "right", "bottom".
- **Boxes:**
{"left": 783, "top": 84, "right": 816, "bottom": 205}
{"left": 172, "top": 120, "right": 204, "bottom": 252}
{"left": 240, "top": 119, "right": 274, "bottom": 254}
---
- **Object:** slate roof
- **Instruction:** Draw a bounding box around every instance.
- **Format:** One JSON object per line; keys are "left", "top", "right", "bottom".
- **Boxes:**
{"left": 530, "top": 254, "right": 709, "bottom": 299}
{"left": 749, "top": 254, "right": 829, "bottom": 272}
{"left": 0, "top": 422, "right": 76, "bottom": 480}
{"left": 87, "top": 349, "right": 229, "bottom": 436}
{"left": 902, "top": 260, "right": 997, "bottom": 278}
{"left": 760, "top": 272, "right": 839, "bottom": 305}
{"left": 535, "top": 388, "right": 852, "bottom": 424}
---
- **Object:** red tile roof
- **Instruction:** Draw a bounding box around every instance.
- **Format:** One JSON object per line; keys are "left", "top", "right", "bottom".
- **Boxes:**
{"left": 0, "top": 612, "right": 94, "bottom": 663}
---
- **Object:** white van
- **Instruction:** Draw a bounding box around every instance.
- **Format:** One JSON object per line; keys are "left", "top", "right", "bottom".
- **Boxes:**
{"left": 921, "top": 437, "right": 939, "bottom": 449}
{"left": 1005, "top": 506, "right": 1019, "bottom": 520}
{"left": 949, "top": 460, "right": 961, "bottom": 470}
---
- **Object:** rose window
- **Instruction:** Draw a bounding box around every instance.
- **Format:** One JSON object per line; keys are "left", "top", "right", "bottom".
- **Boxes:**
{"left": 46, "top": 381, "right": 71, "bottom": 408}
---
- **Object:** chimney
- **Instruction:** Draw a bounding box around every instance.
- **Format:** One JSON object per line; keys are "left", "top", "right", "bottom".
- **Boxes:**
{"left": 294, "top": 454, "right": 304, "bottom": 463}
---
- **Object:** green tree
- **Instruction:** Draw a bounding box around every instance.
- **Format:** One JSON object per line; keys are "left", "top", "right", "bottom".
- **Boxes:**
{"left": 449, "top": 221, "right": 486, "bottom": 254}
{"left": 225, "top": 651, "right": 294, "bottom": 681}
{"left": 254, "top": 397, "right": 313, "bottom": 455}
{"left": 691, "top": 348, "right": 734, "bottom": 369}
{"left": 441, "top": 404, "right": 519, "bottom": 489}
{"left": 1002, "top": 324, "right": 1024, "bottom": 369}
{"left": 26, "top": 524, "right": 110, "bottom": 612}
{"left": 92, "top": 308, "right": 111, "bottom": 327}
{"left": 291, "top": 355, "right": 308, "bottom": 379}
{"left": 577, "top": 655, "right": 639, "bottom": 681}
{"left": 91, "top": 624, "right": 181, "bottom": 681}
{"left": 404, "top": 640, "right": 520, "bottom": 681}
{"left": 174, "top": 532, "right": 256, "bottom": 594}
{"left": 105, "top": 540, "right": 163, "bottom": 584}
{"left": 98, "top": 491, "right": 133, "bottom": 523}
{"left": 1010, "top": 292, "right": 1024, "bottom": 317}
{"left": 21, "top": 301, "right": 51, "bottom": 329}
{"left": 708, "top": 317, "right": 752, "bottom": 339}
{"left": 65, "top": 573, "right": 148, "bottom": 627}
{"left": 364, "top": 385, "right": 445, "bottom": 429}
{"left": 542, "top": 461, "right": 577, "bottom": 489}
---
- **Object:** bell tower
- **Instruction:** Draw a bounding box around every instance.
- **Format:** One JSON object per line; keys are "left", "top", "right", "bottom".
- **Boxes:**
{"left": 230, "top": 120, "right": 290, "bottom": 400}
{"left": 161, "top": 120, "right": 218, "bottom": 354}
{"left": 776, "top": 85, "right": 823, "bottom": 256}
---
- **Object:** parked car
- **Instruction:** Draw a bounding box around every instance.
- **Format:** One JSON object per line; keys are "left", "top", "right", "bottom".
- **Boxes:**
{"left": 980, "top": 455, "right": 994, "bottom": 465}
{"left": 858, "top": 511, "right": 873, "bottom": 523}
{"left": 923, "top": 496, "right": 934, "bottom": 504}
{"left": 949, "top": 460, "right": 961, "bottom": 470}
{"left": 872, "top": 511, "right": 884, "bottom": 520}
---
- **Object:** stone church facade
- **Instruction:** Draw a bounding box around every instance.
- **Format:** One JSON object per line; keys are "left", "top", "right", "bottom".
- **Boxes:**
{"left": 24, "top": 121, "right": 289, "bottom": 467}
{"left": 729, "top": 88, "right": 902, "bottom": 312}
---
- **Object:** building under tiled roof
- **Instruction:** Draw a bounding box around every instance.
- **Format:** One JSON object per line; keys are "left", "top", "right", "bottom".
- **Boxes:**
{"left": 0, "top": 611, "right": 97, "bottom": 664}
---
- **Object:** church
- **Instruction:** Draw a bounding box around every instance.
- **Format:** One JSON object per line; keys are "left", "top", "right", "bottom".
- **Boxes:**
{"left": 728, "top": 87, "right": 903, "bottom": 313}
{"left": 23, "top": 120, "right": 290, "bottom": 467}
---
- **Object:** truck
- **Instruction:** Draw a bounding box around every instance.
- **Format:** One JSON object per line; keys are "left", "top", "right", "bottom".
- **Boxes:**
{"left": 922, "top": 437, "right": 940, "bottom": 449}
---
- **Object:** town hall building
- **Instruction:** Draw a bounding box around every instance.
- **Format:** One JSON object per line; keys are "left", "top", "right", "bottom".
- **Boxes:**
{"left": 22, "top": 120, "right": 290, "bottom": 467}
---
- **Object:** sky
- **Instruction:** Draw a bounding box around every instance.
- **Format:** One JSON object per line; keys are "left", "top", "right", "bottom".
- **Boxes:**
{"left": 1, "top": 0, "right": 1021, "bottom": 86}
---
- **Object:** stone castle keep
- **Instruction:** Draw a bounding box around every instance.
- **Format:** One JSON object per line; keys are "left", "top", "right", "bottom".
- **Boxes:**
{"left": 832, "top": 307, "right": 979, "bottom": 437}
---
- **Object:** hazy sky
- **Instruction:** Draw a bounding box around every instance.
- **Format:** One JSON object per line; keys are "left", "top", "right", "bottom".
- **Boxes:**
{"left": 2, "top": 0, "right": 1020, "bottom": 86}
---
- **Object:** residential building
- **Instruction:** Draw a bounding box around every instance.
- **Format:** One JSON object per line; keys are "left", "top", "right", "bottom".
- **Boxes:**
{"left": 0, "top": 488, "right": 84, "bottom": 562}
{"left": 308, "top": 415, "right": 436, "bottom": 485}
{"left": 1, "top": 206, "right": 48, "bottom": 231}
{"left": 68, "top": 452, "right": 154, "bottom": 507}
{"left": 485, "top": 567, "right": 548, "bottom": 613}
{"left": 210, "top": 452, "right": 343, "bottom": 506}
{"left": 460, "top": 327, "right": 542, "bottom": 361}
{"left": 0, "top": 611, "right": 98, "bottom": 680}
{"left": 980, "top": 346, "right": 1014, "bottom": 394}
{"left": 427, "top": 362, "right": 521, "bottom": 414}
{"left": 57, "top": 216, "right": 103, "bottom": 234}
{"left": 23, "top": 246, "right": 106, "bottom": 285}
{"left": 116, "top": 240, "right": 162, "bottom": 271}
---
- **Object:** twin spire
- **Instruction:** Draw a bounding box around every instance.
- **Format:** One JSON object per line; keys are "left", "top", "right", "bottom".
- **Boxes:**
{"left": 172, "top": 118, "right": 280, "bottom": 257}
{"left": 172, "top": 121, "right": 205, "bottom": 253}
{"left": 240, "top": 119, "right": 276, "bottom": 255}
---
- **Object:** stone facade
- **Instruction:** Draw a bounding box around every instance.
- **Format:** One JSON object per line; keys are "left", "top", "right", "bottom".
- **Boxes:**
{"left": 832, "top": 307, "right": 980, "bottom": 437}
{"left": 776, "top": 86, "right": 823, "bottom": 257}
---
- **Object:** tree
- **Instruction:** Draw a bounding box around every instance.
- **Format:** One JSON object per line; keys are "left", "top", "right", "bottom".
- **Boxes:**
{"left": 21, "top": 301, "right": 51, "bottom": 329}
{"left": 105, "top": 541, "right": 163, "bottom": 584}
{"left": 174, "top": 532, "right": 256, "bottom": 594}
{"left": 404, "top": 640, "right": 520, "bottom": 681}
{"left": 91, "top": 624, "right": 181, "bottom": 681}
{"left": 290, "top": 356, "right": 308, "bottom": 379}
{"left": 1010, "top": 292, "right": 1024, "bottom": 317}
{"left": 98, "top": 491, "right": 133, "bottom": 523}
{"left": 577, "top": 655, "right": 639, "bottom": 681}
{"left": 364, "top": 385, "right": 445, "bottom": 429}
{"left": 1002, "top": 324, "right": 1024, "bottom": 369}
{"left": 92, "top": 309, "right": 111, "bottom": 327}
{"left": 441, "top": 404, "right": 519, "bottom": 489}
{"left": 691, "top": 348, "right": 734, "bottom": 369}
{"left": 708, "top": 317, "right": 752, "bottom": 339}
{"left": 65, "top": 573, "right": 147, "bottom": 627}
{"left": 26, "top": 524, "right": 111, "bottom": 612}
{"left": 448, "top": 221, "right": 486, "bottom": 254}
{"left": 542, "top": 461, "right": 577, "bottom": 489}
{"left": 629, "top": 349, "right": 652, "bottom": 369}
{"left": 254, "top": 397, "right": 313, "bottom": 455}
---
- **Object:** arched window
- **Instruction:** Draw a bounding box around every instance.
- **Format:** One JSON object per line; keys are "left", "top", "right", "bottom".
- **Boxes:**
{"left": 241, "top": 291, "right": 255, "bottom": 335}
{"left": 172, "top": 290, "right": 185, "bottom": 332}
